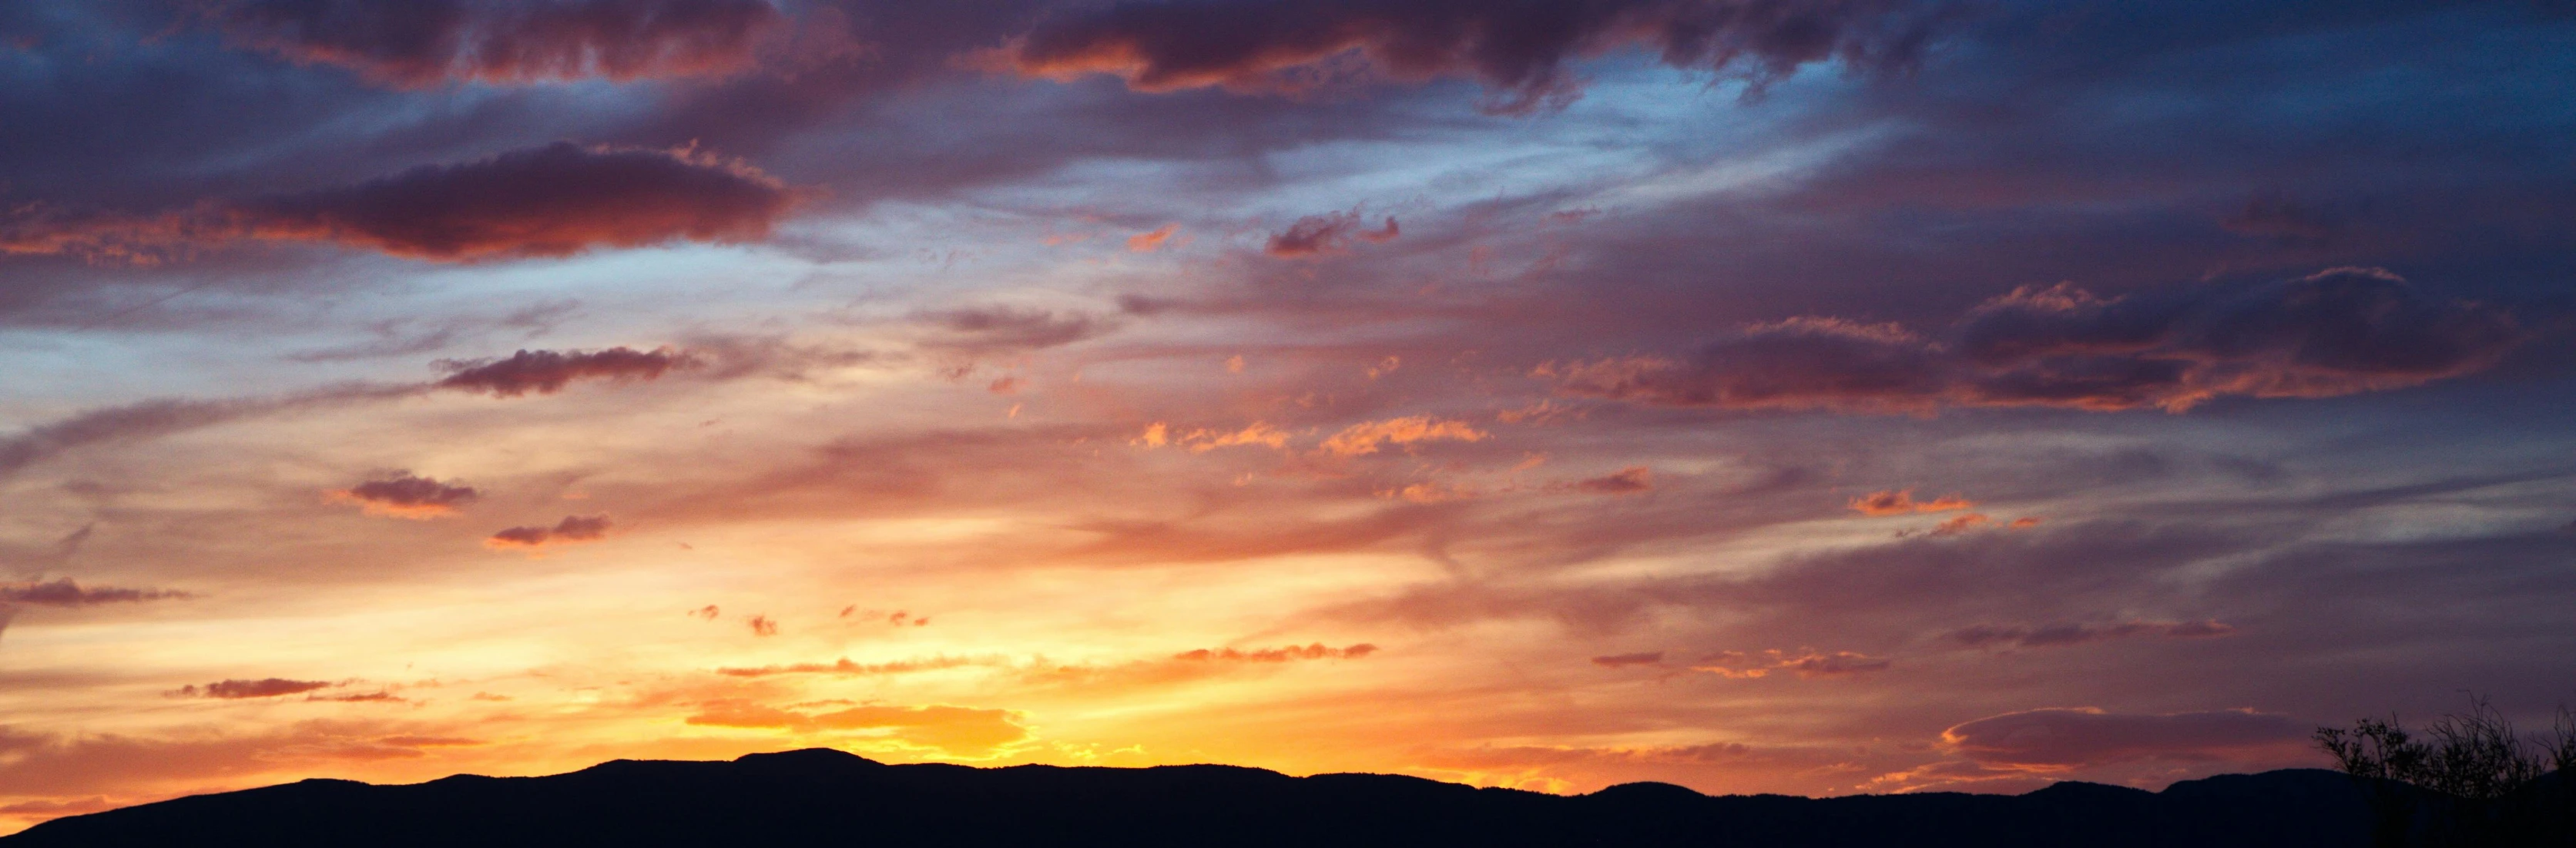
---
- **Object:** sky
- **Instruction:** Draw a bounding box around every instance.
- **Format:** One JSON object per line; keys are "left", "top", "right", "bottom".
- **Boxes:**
{"left": 2, "top": 0, "right": 2573, "bottom": 832}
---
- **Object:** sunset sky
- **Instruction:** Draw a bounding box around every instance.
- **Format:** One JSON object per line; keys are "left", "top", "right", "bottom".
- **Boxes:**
{"left": 3, "top": 0, "right": 2574, "bottom": 832}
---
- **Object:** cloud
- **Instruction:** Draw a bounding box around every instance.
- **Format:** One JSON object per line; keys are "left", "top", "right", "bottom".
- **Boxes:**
{"left": 1004, "top": 0, "right": 1944, "bottom": 114}
{"left": 1317, "top": 416, "right": 1487, "bottom": 456}
{"left": 169, "top": 679, "right": 334, "bottom": 699}
{"left": 1846, "top": 488, "right": 1973, "bottom": 515}
{"left": 1925, "top": 513, "right": 1988, "bottom": 536}
{"left": 1590, "top": 651, "right": 1664, "bottom": 668}
{"left": 0, "top": 384, "right": 419, "bottom": 481}
{"left": 1126, "top": 223, "right": 1182, "bottom": 252}
{"left": 330, "top": 472, "right": 480, "bottom": 518}
{"left": 745, "top": 615, "right": 777, "bottom": 636}
{"left": 919, "top": 307, "right": 1117, "bottom": 354}
{"left": 203, "top": 0, "right": 801, "bottom": 88}
{"left": 1940, "top": 707, "right": 2309, "bottom": 769}
{"left": 1689, "top": 649, "right": 1889, "bottom": 679}
{"left": 714, "top": 655, "right": 986, "bottom": 678}
{"left": 0, "top": 578, "right": 191, "bottom": 607}
{"left": 1265, "top": 211, "right": 1399, "bottom": 257}
{"left": 1947, "top": 619, "right": 2235, "bottom": 649}
{"left": 485, "top": 514, "right": 614, "bottom": 549}
{"left": 1551, "top": 270, "right": 2526, "bottom": 414}
{"left": 1135, "top": 421, "right": 1293, "bottom": 452}
{"left": 683, "top": 702, "right": 1028, "bottom": 755}
{"left": 1571, "top": 467, "right": 1655, "bottom": 494}
{"left": 0, "top": 722, "right": 475, "bottom": 798}
{"left": 1171, "top": 642, "right": 1378, "bottom": 662}
{"left": 435, "top": 346, "right": 699, "bottom": 397}
{"left": 2, "top": 142, "right": 799, "bottom": 263}
{"left": 307, "top": 691, "right": 406, "bottom": 703}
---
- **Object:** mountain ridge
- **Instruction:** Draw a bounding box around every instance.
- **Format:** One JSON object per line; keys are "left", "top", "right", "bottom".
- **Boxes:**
{"left": 5, "top": 748, "right": 2380, "bottom": 846}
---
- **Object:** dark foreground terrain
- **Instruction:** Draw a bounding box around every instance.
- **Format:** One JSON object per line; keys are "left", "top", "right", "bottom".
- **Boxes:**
{"left": 5, "top": 748, "right": 2386, "bottom": 846}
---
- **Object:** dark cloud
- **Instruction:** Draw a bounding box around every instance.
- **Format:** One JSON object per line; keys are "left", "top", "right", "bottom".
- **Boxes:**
{"left": 307, "top": 691, "right": 404, "bottom": 703}
{"left": 1947, "top": 619, "right": 2234, "bottom": 650}
{"left": 0, "top": 578, "right": 192, "bottom": 607}
{"left": 1590, "top": 651, "right": 1664, "bottom": 667}
{"left": 170, "top": 678, "right": 333, "bottom": 699}
{"left": 436, "top": 346, "right": 699, "bottom": 397}
{"left": 1553, "top": 269, "right": 2526, "bottom": 414}
{"left": 1008, "top": 0, "right": 1947, "bottom": 113}
{"left": 331, "top": 472, "right": 481, "bottom": 518}
{"left": 1941, "top": 708, "right": 2309, "bottom": 768}
{"left": 1265, "top": 210, "right": 1399, "bottom": 257}
{"left": 203, "top": 0, "right": 802, "bottom": 88}
{"left": 485, "top": 514, "right": 614, "bottom": 548}
{"left": 1572, "top": 466, "right": 1654, "bottom": 494}
{"left": 918, "top": 307, "right": 1117, "bottom": 354}
{"left": 1171, "top": 642, "right": 1379, "bottom": 662}
{"left": 2, "top": 142, "right": 799, "bottom": 263}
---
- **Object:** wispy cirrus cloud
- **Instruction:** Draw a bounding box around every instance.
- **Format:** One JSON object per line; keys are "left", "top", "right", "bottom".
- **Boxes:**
{"left": 1941, "top": 708, "right": 2309, "bottom": 769}
{"left": 1946, "top": 619, "right": 2234, "bottom": 650}
{"left": 1550, "top": 269, "right": 2524, "bottom": 414}
{"left": 1004, "top": 0, "right": 1948, "bottom": 113}
{"left": 0, "top": 578, "right": 192, "bottom": 607}
{"left": 202, "top": 0, "right": 812, "bottom": 88}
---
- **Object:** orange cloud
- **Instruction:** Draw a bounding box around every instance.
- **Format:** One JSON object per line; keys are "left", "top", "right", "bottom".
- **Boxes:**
{"left": 1846, "top": 489, "right": 1975, "bottom": 516}
{"left": 1390, "top": 482, "right": 1471, "bottom": 503}
{"left": 1317, "top": 417, "right": 1486, "bottom": 457}
{"left": 1172, "top": 643, "right": 1378, "bottom": 662}
{"left": 1690, "top": 649, "right": 1890, "bottom": 679}
{"left": 715, "top": 655, "right": 986, "bottom": 678}
{"left": 1927, "top": 514, "right": 1991, "bottom": 537}
{"left": 1125, "top": 223, "right": 1181, "bottom": 252}
{"left": 683, "top": 702, "right": 1028, "bottom": 755}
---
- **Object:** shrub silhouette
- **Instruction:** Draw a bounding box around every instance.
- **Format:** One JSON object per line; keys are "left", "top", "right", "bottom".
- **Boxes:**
{"left": 2315, "top": 698, "right": 2576, "bottom": 847}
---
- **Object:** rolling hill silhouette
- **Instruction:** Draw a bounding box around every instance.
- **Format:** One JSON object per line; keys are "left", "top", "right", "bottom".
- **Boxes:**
{"left": 5, "top": 749, "right": 2386, "bottom": 846}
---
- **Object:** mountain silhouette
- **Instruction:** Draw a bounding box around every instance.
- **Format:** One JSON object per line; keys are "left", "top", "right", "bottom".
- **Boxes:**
{"left": 5, "top": 748, "right": 2388, "bottom": 846}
